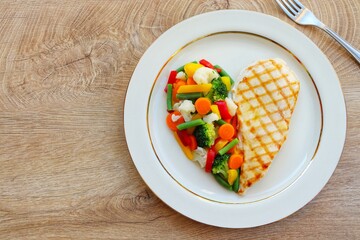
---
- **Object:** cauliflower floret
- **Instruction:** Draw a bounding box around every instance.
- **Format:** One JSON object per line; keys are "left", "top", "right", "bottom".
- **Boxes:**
{"left": 203, "top": 113, "right": 219, "bottom": 123}
{"left": 173, "top": 102, "right": 181, "bottom": 111}
{"left": 176, "top": 71, "right": 187, "bottom": 80}
{"left": 193, "top": 67, "right": 219, "bottom": 85}
{"left": 193, "top": 147, "right": 207, "bottom": 168}
{"left": 225, "top": 97, "right": 238, "bottom": 116}
{"left": 177, "top": 100, "right": 196, "bottom": 122}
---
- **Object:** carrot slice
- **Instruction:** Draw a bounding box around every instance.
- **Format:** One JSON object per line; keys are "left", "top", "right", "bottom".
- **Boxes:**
{"left": 218, "top": 123, "right": 235, "bottom": 140}
{"left": 228, "top": 154, "right": 244, "bottom": 169}
{"left": 166, "top": 111, "right": 184, "bottom": 131}
{"left": 195, "top": 97, "right": 211, "bottom": 115}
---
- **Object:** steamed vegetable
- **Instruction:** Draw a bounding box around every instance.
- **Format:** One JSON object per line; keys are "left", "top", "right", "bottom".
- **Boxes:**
{"left": 193, "top": 147, "right": 207, "bottom": 168}
{"left": 210, "top": 105, "right": 221, "bottom": 118}
{"left": 218, "top": 123, "right": 235, "bottom": 140}
{"left": 174, "top": 131, "right": 193, "bottom": 160}
{"left": 164, "top": 59, "right": 243, "bottom": 194}
{"left": 214, "top": 64, "right": 234, "bottom": 84}
{"left": 199, "top": 59, "right": 214, "bottom": 69}
{"left": 213, "top": 174, "right": 232, "bottom": 191}
{"left": 227, "top": 169, "right": 238, "bottom": 185}
{"left": 184, "top": 63, "right": 203, "bottom": 77}
{"left": 218, "top": 138, "right": 239, "bottom": 155}
{"left": 225, "top": 97, "right": 238, "bottom": 117}
{"left": 164, "top": 70, "right": 178, "bottom": 92}
{"left": 206, "top": 77, "right": 228, "bottom": 102}
{"left": 176, "top": 92, "right": 203, "bottom": 100}
{"left": 212, "top": 154, "right": 230, "bottom": 179}
{"left": 194, "top": 97, "right": 212, "bottom": 115}
{"left": 221, "top": 76, "right": 231, "bottom": 91}
{"left": 193, "top": 67, "right": 219, "bottom": 85}
{"left": 166, "top": 84, "right": 173, "bottom": 111}
{"left": 175, "top": 100, "right": 196, "bottom": 122}
{"left": 166, "top": 111, "right": 184, "bottom": 131}
{"left": 232, "top": 168, "right": 240, "bottom": 192}
{"left": 193, "top": 123, "right": 216, "bottom": 148}
{"left": 177, "top": 84, "right": 212, "bottom": 94}
{"left": 203, "top": 113, "right": 219, "bottom": 124}
{"left": 205, "top": 148, "right": 216, "bottom": 172}
{"left": 214, "top": 100, "right": 232, "bottom": 120}
{"left": 228, "top": 154, "right": 244, "bottom": 169}
{"left": 177, "top": 119, "right": 205, "bottom": 131}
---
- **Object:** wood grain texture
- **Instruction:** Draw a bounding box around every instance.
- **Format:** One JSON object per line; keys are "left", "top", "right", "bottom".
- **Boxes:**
{"left": 0, "top": 0, "right": 359, "bottom": 239}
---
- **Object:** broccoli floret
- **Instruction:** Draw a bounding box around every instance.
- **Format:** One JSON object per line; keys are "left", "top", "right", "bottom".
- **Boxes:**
{"left": 212, "top": 154, "right": 230, "bottom": 180}
{"left": 193, "top": 123, "right": 216, "bottom": 148}
{"left": 206, "top": 77, "right": 228, "bottom": 102}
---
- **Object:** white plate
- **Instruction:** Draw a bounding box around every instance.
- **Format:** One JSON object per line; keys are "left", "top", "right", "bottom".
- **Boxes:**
{"left": 124, "top": 10, "right": 346, "bottom": 228}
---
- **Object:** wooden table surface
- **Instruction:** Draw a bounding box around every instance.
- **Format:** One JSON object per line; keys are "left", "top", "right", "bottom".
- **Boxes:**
{"left": 0, "top": 0, "right": 359, "bottom": 239}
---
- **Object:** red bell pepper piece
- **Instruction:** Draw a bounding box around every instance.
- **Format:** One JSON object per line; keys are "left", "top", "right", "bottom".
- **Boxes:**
{"left": 177, "top": 130, "right": 191, "bottom": 146}
{"left": 230, "top": 116, "right": 238, "bottom": 138}
{"left": 215, "top": 101, "right": 232, "bottom": 120}
{"left": 205, "top": 148, "right": 216, "bottom": 172}
{"left": 164, "top": 70, "right": 178, "bottom": 92}
{"left": 199, "top": 59, "right": 214, "bottom": 69}
{"left": 215, "top": 67, "right": 222, "bottom": 73}
{"left": 188, "top": 135, "right": 198, "bottom": 151}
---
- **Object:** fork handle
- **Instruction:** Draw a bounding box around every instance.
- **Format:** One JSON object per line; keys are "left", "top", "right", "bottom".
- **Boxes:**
{"left": 320, "top": 25, "right": 360, "bottom": 64}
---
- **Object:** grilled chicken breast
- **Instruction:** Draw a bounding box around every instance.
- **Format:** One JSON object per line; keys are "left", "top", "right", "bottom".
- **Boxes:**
{"left": 231, "top": 58, "right": 300, "bottom": 194}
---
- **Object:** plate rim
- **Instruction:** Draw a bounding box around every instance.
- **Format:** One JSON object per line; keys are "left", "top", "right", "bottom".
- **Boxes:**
{"left": 124, "top": 10, "right": 347, "bottom": 228}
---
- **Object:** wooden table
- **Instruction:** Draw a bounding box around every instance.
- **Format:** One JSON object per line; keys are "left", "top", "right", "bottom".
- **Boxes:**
{"left": 0, "top": 0, "right": 359, "bottom": 239}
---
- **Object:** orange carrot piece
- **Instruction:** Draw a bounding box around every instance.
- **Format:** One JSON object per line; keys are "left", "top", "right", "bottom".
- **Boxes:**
{"left": 166, "top": 111, "right": 184, "bottom": 131}
{"left": 228, "top": 154, "right": 244, "bottom": 169}
{"left": 194, "top": 97, "right": 212, "bottom": 115}
{"left": 218, "top": 123, "right": 235, "bottom": 140}
{"left": 187, "top": 77, "right": 197, "bottom": 85}
{"left": 172, "top": 81, "right": 186, "bottom": 101}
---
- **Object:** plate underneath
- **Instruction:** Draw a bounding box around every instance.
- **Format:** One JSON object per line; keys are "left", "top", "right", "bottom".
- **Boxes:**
{"left": 124, "top": 10, "right": 346, "bottom": 228}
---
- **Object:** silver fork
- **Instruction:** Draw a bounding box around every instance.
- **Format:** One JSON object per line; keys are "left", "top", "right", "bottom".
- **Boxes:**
{"left": 276, "top": 0, "right": 360, "bottom": 64}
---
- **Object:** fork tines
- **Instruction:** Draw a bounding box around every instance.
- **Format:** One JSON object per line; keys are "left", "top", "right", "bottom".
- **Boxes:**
{"left": 276, "top": 0, "right": 304, "bottom": 18}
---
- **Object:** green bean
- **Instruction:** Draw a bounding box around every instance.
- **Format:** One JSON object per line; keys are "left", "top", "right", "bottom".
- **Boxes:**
{"left": 215, "top": 119, "right": 227, "bottom": 126}
{"left": 213, "top": 174, "right": 232, "bottom": 191}
{"left": 176, "top": 92, "right": 203, "bottom": 100}
{"left": 218, "top": 138, "right": 239, "bottom": 155}
{"left": 232, "top": 168, "right": 240, "bottom": 192}
{"left": 176, "top": 65, "right": 185, "bottom": 73}
{"left": 167, "top": 84, "right": 173, "bottom": 111}
{"left": 214, "top": 64, "right": 234, "bottom": 85}
{"left": 176, "top": 119, "right": 205, "bottom": 131}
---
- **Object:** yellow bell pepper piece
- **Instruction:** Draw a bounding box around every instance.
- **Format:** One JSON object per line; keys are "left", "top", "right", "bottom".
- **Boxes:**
{"left": 173, "top": 131, "right": 194, "bottom": 160}
{"left": 210, "top": 105, "right": 221, "bottom": 119}
{"left": 184, "top": 63, "right": 203, "bottom": 78}
{"left": 227, "top": 169, "right": 238, "bottom": 185}
{"left": 177, "top": 84, "right": 212, "bottom": 94}
{"left": 214, "top": 139, "right": 229, "bottom": 152}
{"left": 221, "top": 76, "right": 231, "bottom": 91}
